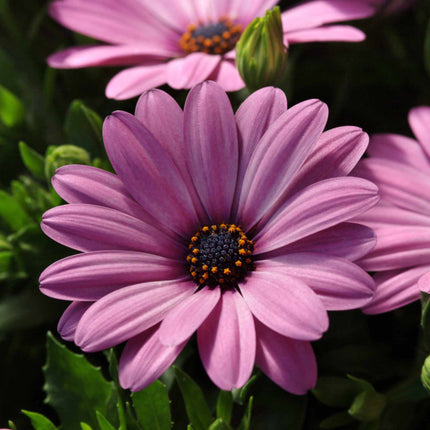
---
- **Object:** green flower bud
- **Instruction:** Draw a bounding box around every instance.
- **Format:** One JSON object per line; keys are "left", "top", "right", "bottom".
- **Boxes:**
{"left": 421, "top": 355, "right": 430, "bottom": 392}
{"left": 45, "top": 144, "right": 91, "bottom": 180}
{"left": 235, "top": 6, "right": 288, "bottom": 91}
{"left": 348, "top": 390, "right": 386, "bottom": 422}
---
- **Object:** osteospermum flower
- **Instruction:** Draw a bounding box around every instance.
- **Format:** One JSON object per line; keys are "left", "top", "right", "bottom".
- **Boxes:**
{"left": 40, "top": 82, "right": 377, "bottom": 393}
{"left": 354, "top": 107, "right": 430, "bottom": 313}
{"left": 47, "top": 0, "right": 375, "bottom": 99}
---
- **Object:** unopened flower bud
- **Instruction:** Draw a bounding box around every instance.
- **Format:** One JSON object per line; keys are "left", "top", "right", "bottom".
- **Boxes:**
{"left": 45, "top": 145, "right": 91, "bottom": 179}
{"left": 421, "top": 355, "right": 430, "bottom": 392}
{"left": 235, "top": 6, "right": 288, "bottom": 91}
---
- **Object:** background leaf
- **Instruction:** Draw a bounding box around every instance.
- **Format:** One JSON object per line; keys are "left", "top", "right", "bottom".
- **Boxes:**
{"left": 21, "top": 410, "right": 57, "bottom": 430}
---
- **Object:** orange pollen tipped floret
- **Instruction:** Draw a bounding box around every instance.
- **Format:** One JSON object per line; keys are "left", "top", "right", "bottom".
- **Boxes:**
{"left": 179, "top": 17, "right": 242, "bottom": 55}
{"left": 186, "top": 223, "right": 254, "bottom": 290}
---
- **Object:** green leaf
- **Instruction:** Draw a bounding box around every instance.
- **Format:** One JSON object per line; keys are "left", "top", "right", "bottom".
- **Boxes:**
{"left": 313, "top": 376, "right": 360, "bottom": 407}
{"left": 231, "top": 373, "right": 258, "bottom": 405}
{"left": 22, "top": 410, "right": 57, "bottom": 430}
{"left": 19, "top": 141, "right": 46, "bottom": 180}
{"left": 80, "top": 424, "right": 93, "bottom": 430}
{"left": 65, "top": 100, "right": 103, "bottom": 155}
{"left": 320, "top": 411, "right": 355, "bottom": 429}
{"left": 0, "top": 190, "right": 32, "bottom": 231}
{"left": 43, "top": 332, "right": 116, "bottom": 430}
{"left": 0, "top": 250, "right": 13, "bottom": 275}
{"left": 348, "top": 391, "right": 386, "bottom": 422}
{"left": 96, "top": 411, "right": 117, "bottom": 430}
{"left": 208, "top": 418, "right": 231, "bottom": 430}
{"left": 132, "top": 380, "right": 172, "bottom": 430}
{"left": 174, "top": 366, "right": 212, "bottom": 430}
{"left": 237, "top": 396, "right": 253, "bottom": 430}
{"left": 0, "top": 84, "right": 25, "bottom": 127}
{"left": 216, "top": 391, "right": 233, "bottom": 424}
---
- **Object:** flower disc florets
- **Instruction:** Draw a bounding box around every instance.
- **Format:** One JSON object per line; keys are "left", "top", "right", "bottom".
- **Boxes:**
{"left": 179, "top": 18, "right": 242, "bottom": 55}
{"left": 187, "top": 223, "right": 254, "bottom": 289}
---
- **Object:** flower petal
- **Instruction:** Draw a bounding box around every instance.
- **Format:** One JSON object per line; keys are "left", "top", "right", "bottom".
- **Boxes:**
{"left": 285, "top": 25, "right": 365, "bottom": 44}
{"left": 103, "top": 111, "right": 201, "bottom": 236}
{"left": 262, "top": 253, "right": 375, "bottom": 310}
{"left": 40, "top": 251, "right": 183, "bottom": 301}
{"left": 238, "top": 100, "right": 328, "bottom": 229}
{"left": 166, "top": 53, "right": 221, "bottom": 89}
{"left": 408, "top": 106, "right": 430, "bottom": 158}
{"left": 255, "top": 177, "right": 379, "bottom": 254}
{"left": 363, "top": 266, "right": 430, "bottom": 314}
{"left": 197, "top": 290, "right": 256, "bottom": 390}
{"left": 58, "top": 301, "right": 92, "bottom": 341}
{"left": 41, "top": 204, "right": 183, "bottom": 259}
{"left": 184, "top": 81, "right": 239, "bottom": 221}
{"left": 240, "top": 268, "right": 328, "bottom": 341}
{"left": 255, "top": 320, "right": 317, "bottom": 394}
{"left": 75, "top": 278, "right": 194, "bottom": 351}
{"left": 207, "top": 59, "right": 245, "bottom": 92}
{"left": 119, "top": 325, "right": 186, "bottom": 392}
{"left": 105, "top": 64, "right": 168, "bottom": 100}
{"left": 159, "top": 287, "right": 220, "bottom": 346}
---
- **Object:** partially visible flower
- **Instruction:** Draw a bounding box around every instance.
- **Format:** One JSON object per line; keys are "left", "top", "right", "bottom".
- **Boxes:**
{"left": 354, "top": 106, "right": 430, "bottom": 313}
{"left": 47, "top": 0, "right": 375, "bottom": 99}
{"left": 40, "top": 82, "right": 377, "bottom": 393}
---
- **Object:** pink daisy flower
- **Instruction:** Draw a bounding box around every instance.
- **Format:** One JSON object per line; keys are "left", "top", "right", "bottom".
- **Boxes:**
{"left": 40, "top": 82, "right": 377, "bottom": 393}
{"left": 354, "top": 106, "right": 430, "bottom": 314}
{"left": 47, "top": 0, "right": 375, "bottom": 99}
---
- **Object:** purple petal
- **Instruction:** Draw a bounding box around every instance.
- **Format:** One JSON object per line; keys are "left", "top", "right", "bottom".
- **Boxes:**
{"left": 41, "top": 204, "right": 183, "bottom": 258}
{"left": 262, "top": 253, "right": 375, "bottom": 310}
{"left": 286, "top": 25, "right": 365, "bottom": 43}
{"left": 75, "top": 278, "right": 194, "bottom": 351}
{"left": 105, "top": 64, "right": 168, "bottom": 100}
{"left": 166, "top": 54, "right": 221, "bottom": 89}
{"left": 58, "top": 301, "right": 92, "bottom": 341}
{"left": 103, "top": 111, "right": 201, "bottom": 236}
{"left": 255, "top": 177, "right": 379, "bottom": 254}
{"left": 240, "top": 268, "right": 328, "bottom": 341}
{"left": 159, "top": 287, "right": 220, "bottom": 346}
{"left": 238, "top": 100, "right": 328, "bottom": 229}
{"left": 233, "top": 0, "right": 279, "bottom": 26}
{"left": 408, "top": 106, "right": 430, "bottom": 158}
{"left": 363, "top": 266, "right": 430, "bottom": 314}
{"left": 255, "top": 320, "right": 317, "bottom": 394}
{"left": 207, "top": 59, "right": 245, "bottom": 92}
{"left": 119, "top": 325, "right": 186, "bottom": 392}
{"left": 184, "top": 81, "right": 239, "bottom": 221}
{"left": 197, "top": 290, "right": 256, "bottom": 390}
{"left": 40, "top": 251, "right": 183, "bottom": 301}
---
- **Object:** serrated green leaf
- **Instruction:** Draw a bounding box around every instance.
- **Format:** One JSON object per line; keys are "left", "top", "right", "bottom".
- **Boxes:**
{"left": 65, "top": 100, "right": 103, "bottom": 155}
{"left": 208, "top": 418, "right": 231, "bottom": 430}
{"left": 22, "top": 410, "right": 57, "bottom": 430}
{"left": 0, "top": 190, "right": 32, "bottom": 231}
{"left": 19, "top": 141, "right": 46, "bottom": 180}
{"left": 216, "top": 391, "right": 233, "bottom": 424}
{"left": 237, "top": 396, "right": 253, "bottom": 430}
{"left": 80, "top": 423, "right": 93, "bottom": 430}
{"left": 132, "top": 380, "right": 171, "bottom": 430}
{"left": 320, "top": 411, "right": 355, "bottom": 429}
{"left": 43, "top": 332, "right": 116, "bottom": 430}
{"left": 96, "top": 411, "right": 116, "bottom": 430}
{"left": 174, "top": 366, "right": 212, "bottom": 430}
{"left": 0, "top": 84, "right": 25, "bottom": 127}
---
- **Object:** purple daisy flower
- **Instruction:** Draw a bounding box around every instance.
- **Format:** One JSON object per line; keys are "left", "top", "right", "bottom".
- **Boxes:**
{"left": 355, "top": 106, "right": 430, "bottom": 314}
{"left": 47, "top": 0, "right": 375, "bottom": 99}
{"left": 40, "top": 82, "right": 377, "bottom": 393}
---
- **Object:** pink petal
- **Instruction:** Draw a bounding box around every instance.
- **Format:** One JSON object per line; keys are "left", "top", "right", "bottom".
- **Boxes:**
{"left": 255, "top": 320, "right": 317, "bottom": 394}
{"left": 366, "top": 133, "right": 430, "bottom": 173}
{"left": 363, "top": 266, "right": 430, "bottom": 314}
{"left": 358, "top": 225, "right": 430, "bottom": 271}
{"left": 207, "top": 59, "right": 245, "bottom": 92}
{"left": 238, "top": 100, "right": 328, "bottom": 229}
{"left": 103, "top": 111, "right": 200, "bottom": 237}
{"left": 48, "top": 44, "right": 175, "bottom": 69}
{"left": 281, "top": 0, "right": 374, "bottom": 34}
{"left": 58, "top": 301, "right": 92, "bottom": 341}
{"left": 119, "top": 325, "right": 186, "bottom": 392}
{"left": 41, "top": 204, "right": 183, "bottom": 259}
{"left": 240, "top": 268, "right": 328, "bottom": 341}
{"left": 255, "top": 177, "right": 379, "bottom": 254}
{"left": 262, "top": 253, "right": 375, "bottom": 310}
{"left": 419, "top": 272, "right": 430, "bottom": 294}
{"left": 166, "top": 53, "right": 221, "bottom": 89}
{"left": 285, "top": 25, "right": 365, "bottom": 44}
{"left": 75, "top": 278, "right": 194, "bottom": 351}
{"left": 408, "top": 106, "right": 430, "bottom": 158}
{"left": 232, "top": 0, "right": 278, "bottom": 25}
{"left": 159, "top": 287, "right": 220, "bottom": 346}
{"left": 184, "top": 81, "right": 238, "bottom": 221}
{"left": 40, "top": 251, "right": 183, "bottom": 301}
{"left": 105, "top": 64, "right": 168, "bottom": 100}
{"left": 197, "top": 290, "right": 256, "bottom": 390}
